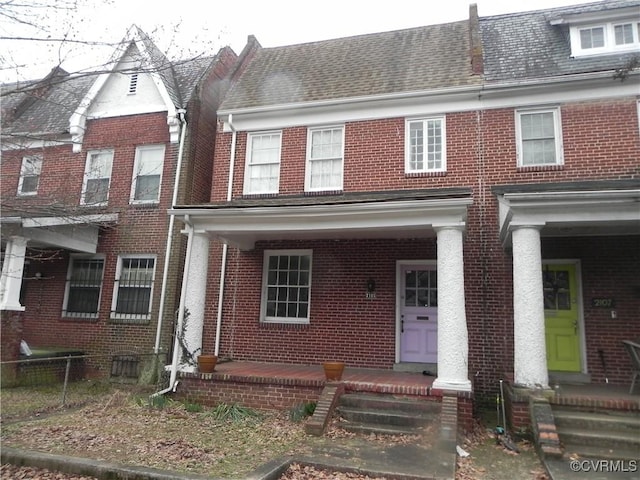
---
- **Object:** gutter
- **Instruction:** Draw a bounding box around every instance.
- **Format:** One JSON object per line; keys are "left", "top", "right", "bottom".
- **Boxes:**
{"left": 214, "top": 114, "right": 237, "bottom": 356}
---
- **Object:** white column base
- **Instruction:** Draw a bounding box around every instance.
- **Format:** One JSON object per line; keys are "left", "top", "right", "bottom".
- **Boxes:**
{"left": 432, "top": 378, "right": 472, "bottom": 392}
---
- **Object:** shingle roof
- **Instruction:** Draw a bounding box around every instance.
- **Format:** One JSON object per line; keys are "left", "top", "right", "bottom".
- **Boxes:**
{"left": 480, "top": 0, "right": 640, "bottom": 82}
{"left": 1, "top": 38, "right": 220, "bottom": 137}
{"left": 220, "top": 20, "right": 481, "bottom": 111}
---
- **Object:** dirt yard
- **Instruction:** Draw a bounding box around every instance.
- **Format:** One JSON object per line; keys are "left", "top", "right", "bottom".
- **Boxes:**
{"left": 0, "top": 382, "right": 549, "bottom": 479}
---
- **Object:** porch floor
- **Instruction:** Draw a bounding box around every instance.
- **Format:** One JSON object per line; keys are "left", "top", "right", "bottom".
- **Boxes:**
{"left": 552, "top": 383, "right": 640, "bottom": 408}
{"left": 210, "top": 360, "right": 436, "bottom": 396}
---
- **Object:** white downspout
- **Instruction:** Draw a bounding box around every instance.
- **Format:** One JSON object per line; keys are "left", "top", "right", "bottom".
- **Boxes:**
{"left": 154, "top": 108, "right": 187, "bottom": 354}
{"left": 150, "top": 214, "right": 194, "bottom": 402}
{"left": 214, "top": 114, "right": 237, "bottom": 356}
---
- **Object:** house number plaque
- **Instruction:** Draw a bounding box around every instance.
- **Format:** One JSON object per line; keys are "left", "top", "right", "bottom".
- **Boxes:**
{"left": 591, "top": 298, "right": 615, "bottom": 308}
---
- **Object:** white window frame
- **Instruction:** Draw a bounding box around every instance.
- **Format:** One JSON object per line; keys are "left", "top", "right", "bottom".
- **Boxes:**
{"left": 305, "top": 126, "right": 344, "bottom": 192}
{"left": 111, "top": 254, "right": 156, "bottom": 321}
{"left": 516, "top": 107, "right": 564, "bottom": 167}
{"left": 261, "top": 249, "right": 312, "bottom": 325}
{"left": 81, "top": 149, "right": 114, "bottom": 206}
{"left": 62, "top": 255, "right": 105, "bottom": 319}
{"left": 570, "top": 20, "right": 640, "bottom": 57}
{"left": 405, "top": 116, "right": 446, "bottom": 174}
{"left": 130, "top": 144, "right": 165, "bottom": 204}
{"left": 243, "top": 131, "right": 281, "bottom": 195}
{"left": 17, "top": 155, "right": 43, "bottom": 196}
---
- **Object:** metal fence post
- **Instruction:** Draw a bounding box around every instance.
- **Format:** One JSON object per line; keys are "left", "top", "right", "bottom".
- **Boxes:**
{"left": 61, "top": 356, "right": 71, "bottom": 406}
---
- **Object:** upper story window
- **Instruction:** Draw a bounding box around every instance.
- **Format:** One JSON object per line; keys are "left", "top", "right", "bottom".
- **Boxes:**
{"left": 17, "top": 155, "right": 43, "bottom": 196}
{"left": 244, "top": 131, "right": 281, "bottom": 195}
{"left": 306, "top": 126, "right": 344, "bottom": 192}
{"left": 516, "top": 108, "right": 563, "bottom": 167}
{"left": 406, "top": 117, "right": 446, "bottom": 174}
{"left": 130, "top": 144, "right": 165, "bottom": 204}
{"left": 81, "top": 149, "right": 113, "bottom": 206}
{"left": 261, "top": 250, "right": 312, "bottom": 324}
{"left": 63, "top": 255, "right": 105, "bottom": 319}
{"left": 111, "top": 255, "right": 156, "bottom": 322}
{"left": 570, "top": 21, "right": 640, "bottom": 56}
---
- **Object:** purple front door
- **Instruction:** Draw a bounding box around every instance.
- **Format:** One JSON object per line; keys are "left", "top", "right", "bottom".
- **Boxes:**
{"left": 399, "top": 264, "right": 438, "bottom": 363}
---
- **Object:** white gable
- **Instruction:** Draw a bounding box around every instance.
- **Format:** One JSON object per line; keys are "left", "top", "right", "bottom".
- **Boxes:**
{"left": 87, "top": 47, "right": 167, "bottom": 119}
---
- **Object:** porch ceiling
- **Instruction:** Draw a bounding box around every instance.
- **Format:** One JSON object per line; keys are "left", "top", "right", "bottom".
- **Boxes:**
{"left": 496, "top": 186, "right": 640, "bottom": 246}
{"left": 171, "top": 196, "right": 473, "bottom": 250}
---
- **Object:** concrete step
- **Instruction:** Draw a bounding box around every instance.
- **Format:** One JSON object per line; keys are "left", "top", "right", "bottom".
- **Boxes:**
{"left": 557, "top": 426, "right": 640, "bottom": 453}
{"left": 338, "top": 420, "right": 425, "bottom": 436}
{"left": 337, "top": 393, "right": 440, "bottom": 436}
{"left": 562, "top": 442, "right": 640, "bottom": 462}
{"left": 554, "top": 408, "right": 640, "bottom": 433}
{"left": 338, "top": 406, "right": 435, "bottom": 428}
{"left": 339, "top": 393, "right": 440, "bottom": 414}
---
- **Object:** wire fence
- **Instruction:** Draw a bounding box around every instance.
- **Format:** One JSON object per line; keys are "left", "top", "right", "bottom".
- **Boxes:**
{"left": 0, "top": 352, "right": 168, "bottom": 420}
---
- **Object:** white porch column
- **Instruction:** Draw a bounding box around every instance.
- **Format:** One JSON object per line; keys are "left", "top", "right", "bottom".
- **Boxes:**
{"left": 0, "top": 236, "right": 28, "bottom": 311}
{"left": 179, "top": 232, "right": 210, "bottom": 369}
{"left": 432, "top": 226, "right": 471, "bottom": 392}
{"left": 512, "top": 226, "right": 549, "bottom": 389}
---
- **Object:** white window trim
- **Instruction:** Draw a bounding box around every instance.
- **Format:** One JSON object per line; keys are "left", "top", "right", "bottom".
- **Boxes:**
{"left": 17, "top": 155, "right": 43, "bottom": 196}
{"left": 62, "top": 254, "right": 105, "bottom": 319}
{"left": 570, "top": 20, "right": 640, "bottom": 57}
{"left": 304, "top": 125, "right": 345, "bottom": 192}
{"left": 81, "top": 149, "right": 113, "bottom": 206}
{"left": 404, "top": 116, "right": 447, "bottom": 174}
{"left": 110, "top": 254, "right": 156, "bottom": 321}
{"left": 243, "top": 131, "right": 282, "bottom": 195}
{"left": 515, "top": 107, "right": 564, "bottom": 168}
{"left": 261, "top": 249, "right": 312, "bottom": 325}
{"left": 129, "top": 144, "right": 165, "bottom": 204}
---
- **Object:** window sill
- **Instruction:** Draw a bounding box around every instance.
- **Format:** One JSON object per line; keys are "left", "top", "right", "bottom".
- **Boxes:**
{"left": 304, "top": 190, "right": 343, "bottom": 196}
{"left": 517, "top": 164, "right": 564, "bottom": 172}
{"left": 260, "top": 321, "right": 310, "bottom": 330}
{"left": 62, "top": 315, "right": 99, "bottom": 322}
{"left": 109, "top": 315, "right": 151, "bottom": 325}
{"left": 405, "top": 171, "right": 447, "bottom": 178}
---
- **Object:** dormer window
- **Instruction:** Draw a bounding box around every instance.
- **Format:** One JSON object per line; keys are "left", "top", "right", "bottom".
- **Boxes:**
{"left": 569, "top": 21, "right": 640, "bottom": 57}
{"left": 128, "top": 73, "right": 138, "bottom": 94}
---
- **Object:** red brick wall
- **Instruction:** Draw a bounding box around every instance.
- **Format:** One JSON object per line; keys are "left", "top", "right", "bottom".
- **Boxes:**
{"left": 206, "top": 96, "right": 640, "bottom": 397}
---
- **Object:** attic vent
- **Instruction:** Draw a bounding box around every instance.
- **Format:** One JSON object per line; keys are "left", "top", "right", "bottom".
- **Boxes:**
{"left": 128, "top": 73, "right": 138, "bottom": 94}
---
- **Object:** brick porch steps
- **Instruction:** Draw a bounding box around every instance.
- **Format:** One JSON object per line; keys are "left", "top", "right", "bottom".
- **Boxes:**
{"left": 337, "top": 393, "right": 440, "bottom": 436}
{"left": 553, "top": 407, "right": 640, "bottom": 461}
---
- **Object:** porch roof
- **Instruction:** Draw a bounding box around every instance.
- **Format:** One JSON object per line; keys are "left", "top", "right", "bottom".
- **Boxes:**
{"left": 493, "top": 179, "right": 640, "bottom": 246}
{"left": 0, "top": 213, "right": 118, "bottom": 253}
{"left": 170, "top": 188, "right": 473, "bottom": 250}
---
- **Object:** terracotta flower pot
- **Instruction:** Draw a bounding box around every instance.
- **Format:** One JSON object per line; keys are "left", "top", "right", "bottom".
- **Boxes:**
{"left": 323, "top": 361, "right": 345, "bottom": 381}
{"left": 197, "top": 354, "right": 218, "bottom": 373}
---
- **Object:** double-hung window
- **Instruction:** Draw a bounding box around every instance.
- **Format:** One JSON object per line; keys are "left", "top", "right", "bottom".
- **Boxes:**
{"left": 17, "top": 155, "right": 43, "bottom": 196}
{"left": 570, "top": 20, "right": 640, "bottom": 56}
{"left": 111, "top": 255, "right": 155, "bottom": 321}
{"left": 244, "top": 132, "right": 281, "bottom": 195}
{"left": 516, "top": 108, "right": 563, "bottom": 167}
{"left": 130, "top": 144, "right": 164, "bottom": 203}
{"left": 63, "top": 256, "right": 105, "bottom": 318}
{"left": 81, "top": 149, "right": 113, "bottom": 206}
{"left": 261, "top": 250, "right": 312, "bottom": 324}
{"left": 406, "top": 117, "right": 446, "bottom": 173}
{"left": 306, "top": 126, "right": 344, "bottom": 191}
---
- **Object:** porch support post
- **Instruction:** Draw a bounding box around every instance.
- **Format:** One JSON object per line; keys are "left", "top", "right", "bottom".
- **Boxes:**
{"left": 181, "top": 232, "right": 210, "bottom": 368}
{"left": 432, "top": 226, "right": 471, "bottom": 392}
{"left": 0, "top": 236, "right": 27, "bottom": 311}
{"left": 512, "top": 225, "right": 549, "bottom": 389}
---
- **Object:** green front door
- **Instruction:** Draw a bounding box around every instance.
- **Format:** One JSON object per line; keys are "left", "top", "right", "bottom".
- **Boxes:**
{"left": 544, "top": 263, "right": 581, "bottom": 372}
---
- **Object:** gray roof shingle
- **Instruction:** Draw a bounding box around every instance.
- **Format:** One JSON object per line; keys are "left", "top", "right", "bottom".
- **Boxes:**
{"left": 220, "top": 20, "right": 481, "bottom": 111}
{"left": 480, "top": 0, "right": 640, "bottom": 82}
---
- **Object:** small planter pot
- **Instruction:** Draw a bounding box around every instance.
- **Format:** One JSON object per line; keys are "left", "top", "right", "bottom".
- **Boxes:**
{"left": 197, "top": 354, "right": 218, "bottom": 373}
{"left": 323, "top": 361, "right": 345, "bottom": 381}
